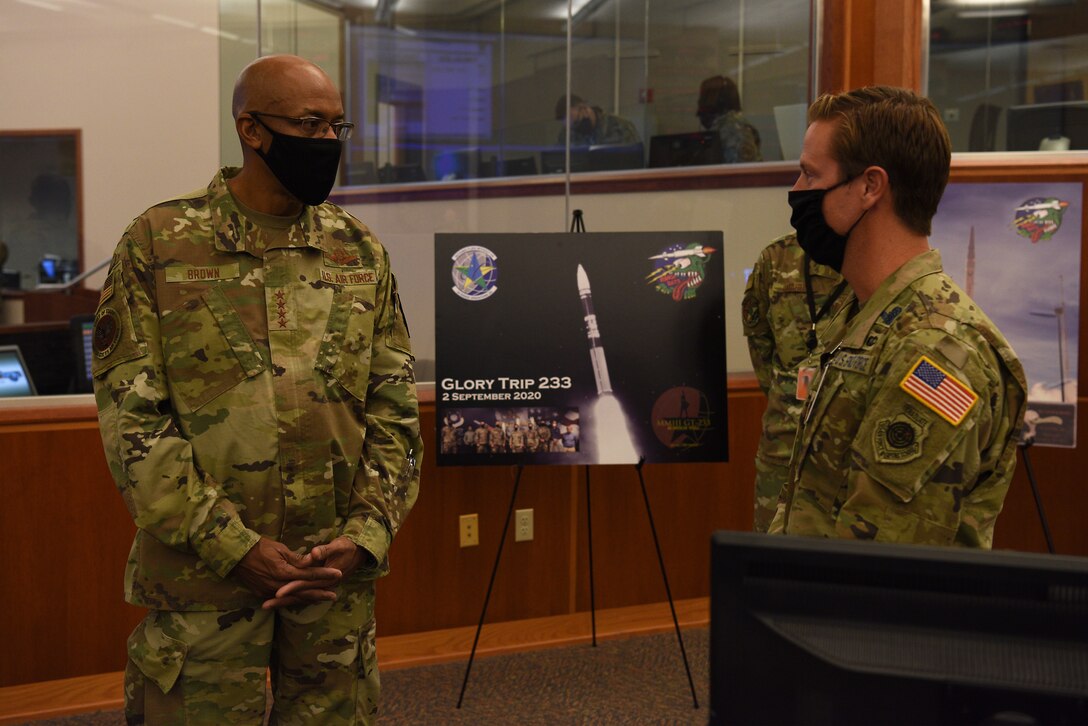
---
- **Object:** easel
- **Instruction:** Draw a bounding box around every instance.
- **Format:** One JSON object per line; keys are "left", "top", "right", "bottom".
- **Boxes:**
{"left": 1018, "top": 438, "right": 1056, "bottom": 554}
{"left": 456, "top": 210, "right": 699, "bottom": 710}
{"left": 455, "top": 461, "right": 700, "bottom": 710}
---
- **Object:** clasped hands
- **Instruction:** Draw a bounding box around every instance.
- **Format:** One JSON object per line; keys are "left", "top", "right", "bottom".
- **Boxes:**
{"left": 233, "top": 536, "right": 371, "bottom": 609}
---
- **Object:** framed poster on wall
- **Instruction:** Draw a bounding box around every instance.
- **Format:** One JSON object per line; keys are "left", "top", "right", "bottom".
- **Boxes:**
{"left": 931, "top": 181, "right": 1083, "bottom": 447}
{"left": 434, "top": 231, "right": 728, "bottom": 466}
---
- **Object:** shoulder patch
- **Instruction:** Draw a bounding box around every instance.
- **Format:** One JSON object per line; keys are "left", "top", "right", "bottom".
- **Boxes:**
{"left": 742, "top": 294, "right": 761, "bottom": 330}
{"left": 873, "top": 408, "right": 930, "bottom": 463}
{"left": 93, "top": 308, "right": 122, "bottom": 359}
{"left": 899, "top": 355, "right": 978, "bottom": 426}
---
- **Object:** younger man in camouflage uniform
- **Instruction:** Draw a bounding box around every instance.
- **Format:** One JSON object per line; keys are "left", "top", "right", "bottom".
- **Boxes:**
{"left": 93, "top": 55, "right": 422, "bottom": 724}
{"left": 770, "top": 86, "right": 1026, "bottom": 548}
{"left": 742, "top": 234, "right": 847, "bottom": 532}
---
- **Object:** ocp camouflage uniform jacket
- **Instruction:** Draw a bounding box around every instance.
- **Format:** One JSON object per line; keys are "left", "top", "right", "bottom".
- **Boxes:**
{"left": 742, "top": 234, "right": 848, "bottom": 531}
{"left": 561, "top": 107, "right": 641, "bottom": 147}
{"left": 771, "top": 249, "right": 1026, "bottom": 547}
{"left": 92, "top": 168, "right": 423, "bottom": 611}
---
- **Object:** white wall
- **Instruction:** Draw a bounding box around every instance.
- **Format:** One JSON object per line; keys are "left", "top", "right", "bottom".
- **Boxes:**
{"left": 0, "top": 0, "right": 221, "bottom": 287}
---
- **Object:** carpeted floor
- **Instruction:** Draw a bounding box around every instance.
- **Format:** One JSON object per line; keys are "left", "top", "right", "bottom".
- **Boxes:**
{"left": 24, "top": 628, "right": 709, "bottom": 725}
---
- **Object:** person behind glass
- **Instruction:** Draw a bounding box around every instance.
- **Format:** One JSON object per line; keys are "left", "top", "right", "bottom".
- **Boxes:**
{"left": 555, "top": 93, "right": 641, "bottom": 147}
{"left": 696, "top": 75, "right": 762, "bottom": 163}
{"left": 92, "top": 54, "right": 422, "bottom": 724}
{"left": 742, "top": 234, "right": 849, "bottom": 533}
{"left": 770, "top": 86, "right": 1026, "bottom": 548}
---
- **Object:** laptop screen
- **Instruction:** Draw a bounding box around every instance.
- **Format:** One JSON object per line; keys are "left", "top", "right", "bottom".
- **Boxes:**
{"left": 0, "top": 345, "right": 37, "bottom": 397}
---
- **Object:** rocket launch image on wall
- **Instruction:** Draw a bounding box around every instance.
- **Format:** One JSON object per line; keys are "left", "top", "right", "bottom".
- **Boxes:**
{"left": 577, "top": 263, "right": 639, "bottom": 464}
{"left": 434, "top": 230, "right": 727, "bottom": 467}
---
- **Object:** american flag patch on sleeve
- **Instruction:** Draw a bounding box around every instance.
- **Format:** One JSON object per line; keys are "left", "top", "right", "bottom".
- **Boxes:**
{"left": 899, "top": 355, "right": 978, "bottom": 426}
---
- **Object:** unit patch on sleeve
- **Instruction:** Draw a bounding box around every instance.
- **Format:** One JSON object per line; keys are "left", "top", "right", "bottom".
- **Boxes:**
{"left": 93, "top": 308, "right": 122, "bottom": 359}
{"left": 899, "top": 355, "right": 978, "bottom": 426}
{"left": 873, "top": 407, "right": 930, "bottom": 463}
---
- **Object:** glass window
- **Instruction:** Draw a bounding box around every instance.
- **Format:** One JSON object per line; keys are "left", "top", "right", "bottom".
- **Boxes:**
{"left": 927, "top": 0, "right": 1088, "bottom": 153}
{"left": 337, "top": 0, "right": 813, "bottom": 186}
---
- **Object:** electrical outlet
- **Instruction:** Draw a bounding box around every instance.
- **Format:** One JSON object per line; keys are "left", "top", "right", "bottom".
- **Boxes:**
{"left": 515, "top": 508, "right": 534, "bottom": 542}
{"left": 459, "top": 513, "right": 479, "bottom": 547}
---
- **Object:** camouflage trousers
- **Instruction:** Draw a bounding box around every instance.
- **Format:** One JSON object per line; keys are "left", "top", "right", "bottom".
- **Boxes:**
{"left": 753, "top": 457, "right": 790, "bottom": 534}
{"left": 124, "top": 581, "right": 378, "bottom": 725}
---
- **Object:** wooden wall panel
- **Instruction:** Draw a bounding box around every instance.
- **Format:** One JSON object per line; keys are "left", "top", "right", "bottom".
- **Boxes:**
{"left": 819, "top": 0, "right": 922, "bottom": 93}
{"left": 0, "top": 421, "right": 142, "bottom": 687}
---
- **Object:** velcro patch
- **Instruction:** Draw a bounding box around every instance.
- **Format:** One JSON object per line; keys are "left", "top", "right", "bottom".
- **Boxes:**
{"left": 899, "top": 355, "right": 978, "bottom": 426}
{"left": 166, "top": 264, "right": 240, "bottom": 283}
{"left": 829, "top": 351, "right": 872, "bottom": 374}
{"left": 93, "top": 308, "right": 121, "bottom": 359}
{"left": 320, "top": 268, "right": 377, "bottom": 286}
{"left": 873, "top": 408, "right": 929, "bottom": 464}
{"left": 741, "top": 295, "right": 761, "bottom": 330}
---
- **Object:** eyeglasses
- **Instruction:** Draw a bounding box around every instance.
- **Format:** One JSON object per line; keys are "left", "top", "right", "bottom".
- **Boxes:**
{"left": 249, "top": 111, "right": 354, "bottom": 141}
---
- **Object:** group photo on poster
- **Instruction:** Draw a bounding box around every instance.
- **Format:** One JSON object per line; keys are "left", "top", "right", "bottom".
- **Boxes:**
{"left": 434, "top": 231, "right": 728, "bottom": 467}
{"left": 931, "top": 181, "right": 1082, "bottom": 447}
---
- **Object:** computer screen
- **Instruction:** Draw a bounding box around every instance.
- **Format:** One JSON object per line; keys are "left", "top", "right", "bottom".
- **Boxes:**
{"left": 0, "top": 345, "right": 37, "bottom": 397}
{"left": 70, "top": 313, "right": 95, "bottom": 394}
{"left": 648, "top": 132, "right": 722, "bottom": 168}
{"left": 710, "top": 531, "right": 1088, "bottom": 725}
{"left": 1006, "top": 101, "right": 1088, "bottom": 151}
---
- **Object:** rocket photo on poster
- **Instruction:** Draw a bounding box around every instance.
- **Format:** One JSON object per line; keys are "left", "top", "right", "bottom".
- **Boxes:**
{"left": 434, "top": 232, "right": 728, "bottom": 467}
{"left": 931, "top": 181, "right": 1082, "bottom": 447}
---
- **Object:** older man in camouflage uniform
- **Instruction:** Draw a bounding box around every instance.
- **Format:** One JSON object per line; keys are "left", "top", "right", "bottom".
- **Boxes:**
{"left": 770, "top": 86, "right": 1025, "bottom": 548}
{"left": 742, "top": 234, "right": 847, "bottom": 532}
{"left": 93, "top": 55, "right": 421, "bottom": 724}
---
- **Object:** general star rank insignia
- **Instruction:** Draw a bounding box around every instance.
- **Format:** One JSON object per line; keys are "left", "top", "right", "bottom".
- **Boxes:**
{"left": 93, "top": 308, "right": 121, "bottom": 359}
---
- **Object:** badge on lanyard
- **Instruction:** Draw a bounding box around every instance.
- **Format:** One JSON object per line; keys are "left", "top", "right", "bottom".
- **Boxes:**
{"left": 796, "top": 365, "right": 818, "bottom": 401}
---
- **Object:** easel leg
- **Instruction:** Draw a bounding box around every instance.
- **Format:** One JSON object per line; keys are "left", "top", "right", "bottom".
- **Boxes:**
{"left": 457, "top": 464, "right": 524, "bottom": 708}
{"left": 1019, "top": 442, "right": 1055, "bottom": 554}
{"left": 585, "top": 465, "right": 597, "bottom": 647}
{"left": 634, "top": 459, "right": 700, "bottom": 709}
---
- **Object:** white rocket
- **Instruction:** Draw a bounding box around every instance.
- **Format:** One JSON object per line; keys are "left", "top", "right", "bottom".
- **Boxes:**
{"left": 577, "top": 264, "right": 613, "bottom": 395}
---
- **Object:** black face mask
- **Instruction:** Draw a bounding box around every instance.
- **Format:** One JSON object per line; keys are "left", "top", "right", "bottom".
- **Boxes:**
{"left": 254, "top": 118, "right": 342, "bottom": 206}
{"left": 787, "top": 177, "right": 866, "bottom": 273}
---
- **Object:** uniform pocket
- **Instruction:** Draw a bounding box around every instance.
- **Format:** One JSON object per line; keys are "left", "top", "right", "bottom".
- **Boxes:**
{"left": 160, "top": 286, "right": 265, "bottom": 411}
{"left": 127, "top": 612, "right": 189, "bottom": 695}
{"left": 315, "top": 290, "right": 376, "bottom": 402}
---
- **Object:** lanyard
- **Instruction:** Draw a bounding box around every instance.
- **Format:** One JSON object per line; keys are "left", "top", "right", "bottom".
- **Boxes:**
{"left": 803, "top": 253, "right": 848, "bottom": 352}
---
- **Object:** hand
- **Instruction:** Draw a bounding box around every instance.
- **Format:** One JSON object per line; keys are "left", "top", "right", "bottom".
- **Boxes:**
{"left": 232, "top": 537, "right": 343, "bottom": 608}
{"left": 265, "top": 537, "right": 374, "bottom": 609}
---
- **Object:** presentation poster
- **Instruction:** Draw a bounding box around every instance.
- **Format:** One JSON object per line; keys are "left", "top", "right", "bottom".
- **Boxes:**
{"left": 434, "top": 232, "right": 728, "bottom": 466}
{"left": 931, "top": 181, "right": 1082, "bottom": 448}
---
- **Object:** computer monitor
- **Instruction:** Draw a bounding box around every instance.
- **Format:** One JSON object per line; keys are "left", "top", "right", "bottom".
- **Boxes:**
{"left": 478, "top": 155, "right": 538, "bottom": 178}
{"left": 648, "top": 132, "right": 722, "bottom": 168}
{"left": 70, "top": 313, "right": 95, "bottom": 394}
{"left": 541, "top": 143, "right": 645, "bottom": 174}
{"left": 586, "top": 142, "right": 644, "bottom": 171}
{"left": 540, "top": 147, "right": 583, "bottom": 174}
{"left": 0, "top": 344, "right": 37, "bottom": 397}
{"left": 710, "top": 531, "right": 1088, "bottom": 725}
{"left": 1006, "top": 101, "right": 1088, "bottom": 151}
{"left": 39, "top": 255, "right": 61, "bottom": 284}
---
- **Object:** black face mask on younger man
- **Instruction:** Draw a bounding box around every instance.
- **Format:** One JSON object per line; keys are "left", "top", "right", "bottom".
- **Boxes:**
{"left": 787, "top": 178, "right": 869, "bottom": 273}
{"left": 254, "top": 119, "right": 342, "bottom": 206}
